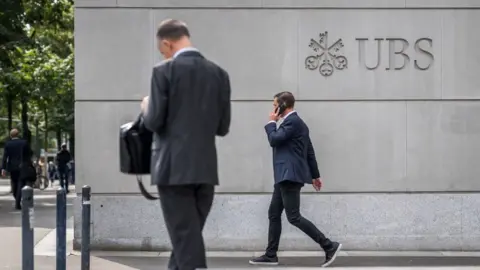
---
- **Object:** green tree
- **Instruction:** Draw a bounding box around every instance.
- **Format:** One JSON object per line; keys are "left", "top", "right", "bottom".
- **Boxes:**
{"left": 0, "top": 0, "right": 74, "bottom": 153}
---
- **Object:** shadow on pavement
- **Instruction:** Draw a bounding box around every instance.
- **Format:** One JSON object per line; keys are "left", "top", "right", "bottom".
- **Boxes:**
{"left": 96, "top": 256, "right": 480, "bottom": 269}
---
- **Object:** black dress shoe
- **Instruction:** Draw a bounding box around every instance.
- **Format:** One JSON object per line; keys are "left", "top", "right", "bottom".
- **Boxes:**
{"left": 321, "top": 242, "right": 342, "bottom": 267}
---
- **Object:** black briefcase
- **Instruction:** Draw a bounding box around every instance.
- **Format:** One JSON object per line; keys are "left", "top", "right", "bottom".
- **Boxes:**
{"left": 119, "top": 114, "right": 158, "bottom": 200}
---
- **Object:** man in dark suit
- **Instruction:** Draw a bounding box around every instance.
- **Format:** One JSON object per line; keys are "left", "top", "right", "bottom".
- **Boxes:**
{"left": 56, "top": 143, "right": 72, "bottom": 193}
{"left": 2, "top": 129, "right": 28, "bottom": 210}
{"left": 141, "top": 19, "right": 231, "bottom": 270}
{"left": 249, "top": 92, "right": 341, "bottom": 268}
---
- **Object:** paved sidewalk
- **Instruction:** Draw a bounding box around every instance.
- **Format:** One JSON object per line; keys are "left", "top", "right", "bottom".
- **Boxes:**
{"left": 0, "top": 186, "right": 74, "bottom": 270}
{"left": 2, "top": 178, "right": 480, "bottom": 269}
{"left": 12, "top": 254, "right": 480, "bottom": 270}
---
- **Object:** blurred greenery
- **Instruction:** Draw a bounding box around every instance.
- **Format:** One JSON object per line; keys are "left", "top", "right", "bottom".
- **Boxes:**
{"left": 0, "top": 0, "right": 74, "bottom": 156}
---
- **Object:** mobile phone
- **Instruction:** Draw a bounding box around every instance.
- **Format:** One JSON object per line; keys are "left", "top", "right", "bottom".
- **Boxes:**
{"left": 277, "top": 102, "right": 287, "bottom": 115}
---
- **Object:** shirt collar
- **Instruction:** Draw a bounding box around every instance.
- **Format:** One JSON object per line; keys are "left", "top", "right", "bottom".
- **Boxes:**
{"left": 282, "top": 110, "right": 296, "bottom": 120}
{"left": 173, "top": 47, "right": 199, "bottom": 59}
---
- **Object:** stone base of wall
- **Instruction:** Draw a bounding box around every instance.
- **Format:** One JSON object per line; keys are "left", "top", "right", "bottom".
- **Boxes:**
{"left": 73, "top": 193, "right": 480, "bottom": 251}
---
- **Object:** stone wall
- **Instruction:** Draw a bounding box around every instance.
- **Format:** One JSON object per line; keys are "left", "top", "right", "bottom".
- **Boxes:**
{"left": 74, "top": 0, "right": 480, "bottom": 251}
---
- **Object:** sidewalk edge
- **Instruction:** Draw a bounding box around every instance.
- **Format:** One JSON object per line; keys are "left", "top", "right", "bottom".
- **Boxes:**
{"left": 66, "top": 250, "right": 480, "bottom": 258}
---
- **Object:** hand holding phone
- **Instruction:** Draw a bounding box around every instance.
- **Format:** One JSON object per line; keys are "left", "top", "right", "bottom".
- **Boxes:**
{"left": 269, "top": 110, "right": 279, "bottom": 122}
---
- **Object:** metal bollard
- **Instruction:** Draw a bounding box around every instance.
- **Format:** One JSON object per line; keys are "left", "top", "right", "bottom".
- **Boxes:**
{"left": 81, "top": 185, "right": 91, "bottom": 270}
{"left": 56, "top": 188, "right": 67, "bottom": 270}
{"left": 21, "top": 186, "right": 34, "bottom": 270}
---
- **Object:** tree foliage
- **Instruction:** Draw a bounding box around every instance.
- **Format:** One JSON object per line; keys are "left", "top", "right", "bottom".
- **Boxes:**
{"left": 0, "top": 0, "right": 74, "bottom": 153}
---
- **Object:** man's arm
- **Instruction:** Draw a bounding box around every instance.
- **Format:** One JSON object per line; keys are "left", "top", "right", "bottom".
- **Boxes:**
{"left": 2, "top": 144, "right": 8, "bottom": 171}
{"left": 307, "top": 136, "right": 320, "bottom": 179}
{"left": 143, "top": 64, "right": 169, "bottom": 133}
{"left": 264, "top": 120, "right": 295, "bottom": 147}
{"left": 216, "top": 70, "right": 231, "bottom": 137}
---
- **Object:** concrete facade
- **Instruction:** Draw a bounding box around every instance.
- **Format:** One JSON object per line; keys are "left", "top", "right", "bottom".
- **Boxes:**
{"left": 74, "top": 0, "right": 480, "bottom": 251}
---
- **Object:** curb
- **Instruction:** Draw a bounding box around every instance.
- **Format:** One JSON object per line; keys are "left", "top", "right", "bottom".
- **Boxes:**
{"left": 65, "top": 250, "right": 480, "bottom": 258}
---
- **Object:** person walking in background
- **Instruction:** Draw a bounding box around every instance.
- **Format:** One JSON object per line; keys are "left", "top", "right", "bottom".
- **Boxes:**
{"left": 56, "top": 143, "right": 71, "bottom": 193}
{"left": 1, "top": 129, "right": 28, "bottom": 210}
{"left": 141, "top": 19, "right": 231, "bottom": 270}
{"left": 249, "top": 92, "right": 342, "bottom": 268}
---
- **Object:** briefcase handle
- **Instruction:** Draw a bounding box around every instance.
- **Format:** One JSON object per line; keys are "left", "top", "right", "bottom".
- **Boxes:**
{"left": 133, "top": 114, "right": 158, "bottom": 200}
{"left": 136, "top": 175, "right": 159, "bottom": 200}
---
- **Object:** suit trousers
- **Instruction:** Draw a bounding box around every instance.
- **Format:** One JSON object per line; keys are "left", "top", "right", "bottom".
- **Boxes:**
{"left": 58, "top": 167, "right": 69, "bottom": 191}
{"left": 10, "top": 170, "right": 25, "bottom": 209}
{"left": 157, "top": 184, "right": 214, "bottom": 270}
{"left": 265, "top": 181, "right": 332, "bottom": 257}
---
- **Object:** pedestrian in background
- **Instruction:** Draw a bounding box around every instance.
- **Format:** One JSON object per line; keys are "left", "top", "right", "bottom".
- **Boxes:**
{"left": 1, "top": 129, "right": 28, "bottom": 210}
{"left": 56, "top": 143, "right": 72, "bottom": 193}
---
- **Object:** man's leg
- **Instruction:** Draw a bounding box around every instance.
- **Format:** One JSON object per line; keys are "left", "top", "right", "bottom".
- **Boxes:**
{"left": 10, "top": 171, "right": 20, "bottom": 208}
{"left": 280, "top": 181, "right": 342, "bottom": 267}
{"left": 11, "top": 171, "right": 22, "bottom": 209}
{"left": 158, "top": 185, "right": 207, "bottom": 270}
{"left": 280, "top": 181, "right": 332, "bottom": 250}
{"left": 265, "top": 184, "right": 284, "bottom": 257}
{"left": 11, "top": 176, "right": 18, "bottom": 200}
{"left": 59, "top": 169, "right": 69, "bottom": 192}
{"left": 195, "top": 184, "right": 214, "bottom": 229}
{"left": 167, "top": 184, "right": 214, "bottom": 270}
{"left": 249, "top": 184, "right": 283, "bottom": 265}
{"left": 58, "top": 169, "right": 65, "bottom": 188}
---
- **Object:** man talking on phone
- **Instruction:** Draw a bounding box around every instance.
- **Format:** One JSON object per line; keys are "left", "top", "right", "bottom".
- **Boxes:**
{"left": 249, "top": 91, "right": 341, "bottom": 268}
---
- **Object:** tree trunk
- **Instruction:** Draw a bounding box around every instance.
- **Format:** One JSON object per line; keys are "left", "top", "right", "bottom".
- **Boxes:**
{"left": 56, "top": 128, "right": 62, "bottom": 150}
{"left": 43, "top": 108, "right": 49, "bottom": 177}
{"left": 68, "top": 131, "right": 74, "bottom": 158}
{"left": 43, "top": 108, "right": 48, "bottom": 153}
{"left": 34, "top": 119, "right": 40, "bottom": 158}
{"left": 21, "top": 95, "right": 31, "bottom": 145}
{"left": 6, "top": 93, "right": 13, "bottom": 133}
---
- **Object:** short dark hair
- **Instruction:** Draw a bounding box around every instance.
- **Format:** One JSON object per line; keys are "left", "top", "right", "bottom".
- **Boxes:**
{"left": 274, "top": 91, "right": 295, "bottom": 109}
{"left": 156, "top": 19, "right": 190, "bottom": 40}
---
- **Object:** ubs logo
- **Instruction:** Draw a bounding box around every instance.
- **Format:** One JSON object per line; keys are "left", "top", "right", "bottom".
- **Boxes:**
{"left": 305, "top": 31, "right": 348, "bottom": 77}
{"left": 305, "top": 31, "right": 434, "bottom": 77}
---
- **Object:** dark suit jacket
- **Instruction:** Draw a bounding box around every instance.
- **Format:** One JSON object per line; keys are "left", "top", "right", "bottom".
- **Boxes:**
{"left": 143, "top": 50, "right": 231, "bottom": 186}
{"left": 2, "top": 138, "right": 28, "bottom": 172}
{"left": 264, "top": 112, "right": 320, "bottom": 185}
{"left": 56, "top": 149, "right": 72, "bottom": 170}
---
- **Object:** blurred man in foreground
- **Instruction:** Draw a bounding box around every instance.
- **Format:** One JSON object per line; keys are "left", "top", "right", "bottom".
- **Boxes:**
{"left": 141, "top": 19, "right": 231, "bottom": 270}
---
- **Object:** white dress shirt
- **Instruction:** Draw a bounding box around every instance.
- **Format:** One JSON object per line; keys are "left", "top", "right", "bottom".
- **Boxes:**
{"left": 173, "top": 47, "right": 199, "bottom": 58}
{"left": 268, "top": 110, "right": 296, "bottom": 129}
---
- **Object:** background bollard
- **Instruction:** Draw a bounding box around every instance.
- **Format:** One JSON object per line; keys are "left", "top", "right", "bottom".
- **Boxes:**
{"left": 56, "top": 188, "right": 66, "bottom": 270}
{"left": 81, "top": 185, "right": 91, "bottom": 270}
{"left": 21, "top": 186, "right": 34, "bottom": 270}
